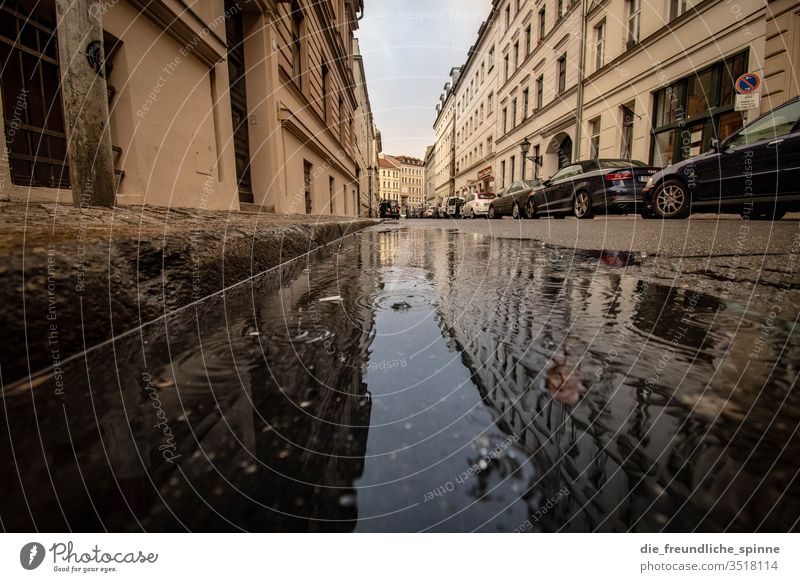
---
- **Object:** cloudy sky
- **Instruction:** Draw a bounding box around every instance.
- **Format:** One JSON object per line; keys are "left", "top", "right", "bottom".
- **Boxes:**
{"left": 357, "top": 0, "right": 493, "bottom": 159}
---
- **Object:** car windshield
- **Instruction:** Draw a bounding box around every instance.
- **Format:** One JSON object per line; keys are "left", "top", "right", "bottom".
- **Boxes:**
{"left": 597, "top": 159, "right": 648, "bottom": 168}
{"left": 477, "top": 193, "right": 494, "bottom": 200}
{"left": 726, "top": 100, "right": 800, "bottom": 147}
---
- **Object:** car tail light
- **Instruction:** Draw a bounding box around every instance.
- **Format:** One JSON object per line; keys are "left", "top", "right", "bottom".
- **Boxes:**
{"left": 605, "top": 171, "right": 633, "bottom": 181}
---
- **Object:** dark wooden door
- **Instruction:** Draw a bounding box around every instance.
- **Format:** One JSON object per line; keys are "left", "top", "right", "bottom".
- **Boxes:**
{"left": 225, "top": 1, "right": 253, "bottom": 203}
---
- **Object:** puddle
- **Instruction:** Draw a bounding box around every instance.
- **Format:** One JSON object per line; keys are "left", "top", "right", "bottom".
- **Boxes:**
{"left": 0, "top": 228, "right": 798, "bottom": 532}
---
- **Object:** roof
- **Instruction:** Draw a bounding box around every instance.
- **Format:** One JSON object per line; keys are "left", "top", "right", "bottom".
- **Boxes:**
{"left": 378, "top": 156, "right": 400, "bottom": 169}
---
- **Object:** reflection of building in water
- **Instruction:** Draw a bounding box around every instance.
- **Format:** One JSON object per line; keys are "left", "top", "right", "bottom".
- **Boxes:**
{"left": 430, "top": 234, "right": 800, "bottom": 531}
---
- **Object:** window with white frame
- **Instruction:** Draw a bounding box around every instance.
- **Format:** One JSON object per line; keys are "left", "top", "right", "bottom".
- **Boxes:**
{"left": 594, "top": 20, "right": 605, "bottom": 70}
{"left": 627, "top": 0, "right": 641, "bottom": 46}
{"left": 589, "top": 117, "right": 601, "bottom": 159}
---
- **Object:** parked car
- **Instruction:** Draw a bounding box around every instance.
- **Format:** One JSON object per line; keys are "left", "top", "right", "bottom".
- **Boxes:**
{"left": 442, "top": 196, "right": 465, "bottom": 218}
{"left": 488, "top": 180, "right": 542, "bottom": 218}
{"left": 526, "top": 159, "right": 660, "bottom": 219}
{"left": 643, "top": 97, "right": 800, "bottom": 219}
{"left": 423, "top": 206, "right": 436, "bottom": 218}
{"left": 378, "top": 200, "right": 400, "bottom": 219}
{"left": 463, "top": 191, "right": 496, "bottom": 218}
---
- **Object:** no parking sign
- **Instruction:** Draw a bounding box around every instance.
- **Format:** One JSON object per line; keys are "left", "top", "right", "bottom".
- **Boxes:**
{"left": 734, "top": 72, "right": 761, "bottom": 111}
{"left": 735, "top": 73, "right": 761, "bottom": 94}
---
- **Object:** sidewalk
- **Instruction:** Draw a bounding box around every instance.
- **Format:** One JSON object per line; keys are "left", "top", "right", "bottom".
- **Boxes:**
{"left": 0, "top": 202, "right": 381, "bottom": 385}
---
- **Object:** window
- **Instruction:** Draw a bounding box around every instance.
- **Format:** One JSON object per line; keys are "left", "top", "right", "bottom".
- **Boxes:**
{"left": 594, "top": 20, "right": 606, "bottom": 71}
{"left": 503, "top": 107, "right": 508, "bottom": 133}
{"left": 304, "top": 161, "right": 313, "bottom": 213}
{"left": 536, "top": 75, "right": 543, "bottom": 110}
{"left": 557, "top": 0, "right": 564, "bottom": 19}
{"left": 0, "top": 2, "right": 70, "bottom": 188}
{"left": 514, "top": 42, "right": 519, "bottom": 70}
{"left": 557, "top": 54, "right": 567, "bottom": 93}
{"left": 487, "top": 136, "right": 493, "bottom": 154}
{"left": 510, "top": 155, "right": 516, "bottom": 183}
{"left": 627, "top": 0, "right": 641, "bottom": 47}
{"left": 589, "top": 117, "right": 601, "bottom": 159}
{"left": 522, "top": 88, "right": 529, "bottom": 119}
{"left": 338, "top": 95, "right": 345, "bottom": 144}
{"left": 726, "top": 100, "right": 800, "bottom": 147}
{"left": 670, "top": 0, "right": 688, "bottom": 20}
{"left": 511, "top": 99, "right": 517, "bottom": 128}
{"left": 505, "top": 5, "right": 511, "bottom": 29}
{"left": 621, "top": 105, "right": 635, "bottom": 159}
{"left": 525, "top": 25, "right": 532, "bottom": 56}
{"left": 321, "top": 62, "right": 330, "bottom": 121}
{"left": 488, "top": 46, "right": 495, "bottom": 69}
{"left": 533, "top": 144, "right": 541, "bottom": 179}
{"left": 539, "top": 8, "right": 546, "bottom": 39}
{"left": 500, "top": 160, "right": 506, "bottom": 187}
{"left": 504, "top": 54, "right": 510, "bottom": 82}
{"left": 291, "top": 1, "right": 304, "bottom": 81}
{"left": 651, "top": 52, "right": 748, "bottom": 165}
{"left": 481, "top": 62, "right": 485, "bottom": 82}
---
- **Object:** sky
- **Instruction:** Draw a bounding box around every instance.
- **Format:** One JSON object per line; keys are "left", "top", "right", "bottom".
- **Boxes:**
{"left": 356, "top": 0, "right": 493, "bottom": 160}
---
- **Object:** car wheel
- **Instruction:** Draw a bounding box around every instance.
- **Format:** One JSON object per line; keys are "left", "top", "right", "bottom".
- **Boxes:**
{"left": 747, "top": 207, "right": 787, "bottom": 221}
{"left": 525, "top": 198, "right": 538, "bottom": 219}
{"left": 512, "top": 202, "right": 522, "bottom": 219}
{"left": 652, "top": 180, "right": 690, "bottom": 219}
{"left": 573, "top": 191, "right": 594, "bottom": 219}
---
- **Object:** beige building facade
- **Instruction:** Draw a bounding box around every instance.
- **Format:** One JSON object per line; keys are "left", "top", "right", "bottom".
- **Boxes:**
{"left": 433, "top": 67, "right": 460, "bottom": 207}
{"left": 378, "top": 154, "right": 400, "bottom": 202}
{"left": 0, "top": 0, "right": 376, "bottom": 217}
{"left": 453, "top": 5, "right": 501, "bottom": 196}
{"left": 395, "top": 155, "right": 425, "bottom": 209}
{"left": 434, "top": 0, "right": 800, "bottom": 195}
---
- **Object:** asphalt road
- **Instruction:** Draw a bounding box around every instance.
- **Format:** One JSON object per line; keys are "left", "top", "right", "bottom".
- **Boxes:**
{"left": 390, "top": 215, "right": 800, "bottom": 318}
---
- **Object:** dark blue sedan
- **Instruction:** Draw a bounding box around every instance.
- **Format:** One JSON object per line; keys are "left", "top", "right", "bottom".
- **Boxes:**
{"left": 526, "top": 159, "right": 660, "bottom": 219}
{"left": 642, "top": 97, "right": 800, "bottom": 219}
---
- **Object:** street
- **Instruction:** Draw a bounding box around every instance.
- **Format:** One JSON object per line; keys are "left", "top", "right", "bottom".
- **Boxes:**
{"left": 2, "top": 218, "right": 798, "bottom": 532}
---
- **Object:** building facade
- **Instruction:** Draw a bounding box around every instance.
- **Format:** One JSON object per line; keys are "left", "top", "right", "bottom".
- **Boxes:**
{"left": 453, "top": 5, "right": 501, "bottom": 197}
{"left": 433, "top": 67, "right": 460, "bottom": 208}
{"left": 378, "top": 155, "right": 400, "bottom": 202}
{"left": 353, "top": 38, "right": 380, "bottom": 216}
{"left": 0, "top": 0, "right": 377, "bottom": 217}
{"left": 434, "top": 0, "right": 799, "bottom": 195}
{"left": 395, "top": 155, "right": 425, "bottom": 210}
{"left": 424, "top": 145, "right": 436, "bottom": 205}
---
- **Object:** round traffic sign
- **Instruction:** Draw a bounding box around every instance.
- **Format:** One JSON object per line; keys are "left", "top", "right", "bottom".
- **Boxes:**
{"left": 735, "top": 73, "right": 761, "bottom": 94}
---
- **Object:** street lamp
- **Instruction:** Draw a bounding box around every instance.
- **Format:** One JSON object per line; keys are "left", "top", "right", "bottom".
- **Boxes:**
{"left": 519, "top": 137, "right": 542, "bottom": 166}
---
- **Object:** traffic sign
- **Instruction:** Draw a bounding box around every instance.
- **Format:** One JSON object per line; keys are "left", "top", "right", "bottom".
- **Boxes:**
{"left": 735, "top": 92, "right": 761, "bottom": 111}
{"left": 735, "top": 73, "right": 761, "bottom": 94}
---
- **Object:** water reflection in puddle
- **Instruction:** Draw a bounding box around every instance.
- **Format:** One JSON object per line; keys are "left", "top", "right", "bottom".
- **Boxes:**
{"left": 0, "top": 228, "right": 798, "bottom": 532}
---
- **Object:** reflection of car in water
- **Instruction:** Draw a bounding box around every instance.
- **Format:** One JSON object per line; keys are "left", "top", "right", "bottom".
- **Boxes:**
{"left": 378, "top": 200, "right": 400, "bottom": 219}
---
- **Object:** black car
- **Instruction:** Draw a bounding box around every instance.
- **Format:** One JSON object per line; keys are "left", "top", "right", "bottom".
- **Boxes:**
{"left": 378, "top": 200, "right": 400, "bottom": 219}
{"left": 642, "top": 97, "right": 800, "bottom": 219}
{"left": 488, "top": 180, "right": 541, "bottom": 218}
{"left": 526, "top": 159, "right": 660, "bottom": 219}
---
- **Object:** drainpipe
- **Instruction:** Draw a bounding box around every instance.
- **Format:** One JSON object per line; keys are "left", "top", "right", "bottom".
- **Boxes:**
{"left": 574, "top": 0, "right": 588, "bottom": 161}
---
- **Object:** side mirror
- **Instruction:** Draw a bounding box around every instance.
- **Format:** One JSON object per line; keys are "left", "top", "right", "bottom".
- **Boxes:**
{"left": 542, "top": 179, "right": 551, "bottom": 186}
{"left": 709, "top": 137, "right": 720, "bottom": 151}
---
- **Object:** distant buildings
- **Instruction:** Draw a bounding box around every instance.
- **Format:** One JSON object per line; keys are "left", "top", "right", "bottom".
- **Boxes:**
{"left": 378, "top": 154, "right": 424, "bottom": 210}
{"left": 429, "top": 0, "right": 800, "bottom": 207}
{"left": 0, "top": 0, "right": 379, "bottom": 216}
{"left": 424, "top": 146, "right": 436, "bottom": 205}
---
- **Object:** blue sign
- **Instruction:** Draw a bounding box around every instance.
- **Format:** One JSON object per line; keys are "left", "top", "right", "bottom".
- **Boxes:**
{"left": 735, "top": 73, "right": 761, "bottom": 94}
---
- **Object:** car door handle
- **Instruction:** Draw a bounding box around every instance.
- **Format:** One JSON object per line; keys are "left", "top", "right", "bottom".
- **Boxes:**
{"left": 767, "top": 139, "right": 784, "bottom": 147}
